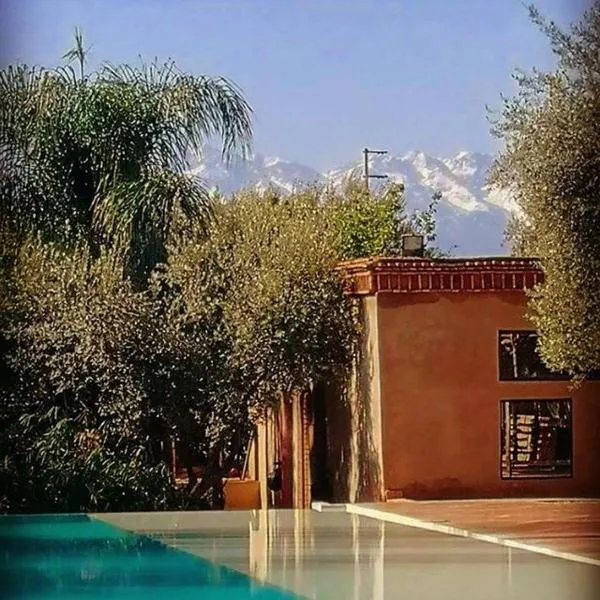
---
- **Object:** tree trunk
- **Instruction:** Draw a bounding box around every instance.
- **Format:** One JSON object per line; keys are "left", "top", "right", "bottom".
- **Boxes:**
{"left": 178, "top": 443, "right": 197, "bottom": 488}
{"left": 190, "top": 451, "right": 224, "bottom": 510}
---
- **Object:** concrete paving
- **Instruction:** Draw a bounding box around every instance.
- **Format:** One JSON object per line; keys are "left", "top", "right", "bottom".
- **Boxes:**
{"left": 355, "top": 499, "right": 600, "bottom": 563}
{"left": 96, "top": 509, "right": 600, "bottom": 599}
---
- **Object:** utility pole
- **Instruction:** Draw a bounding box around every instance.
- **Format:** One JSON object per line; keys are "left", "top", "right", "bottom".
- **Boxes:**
{"left": 363, "top": 148, "right": 388, "bottom": 191}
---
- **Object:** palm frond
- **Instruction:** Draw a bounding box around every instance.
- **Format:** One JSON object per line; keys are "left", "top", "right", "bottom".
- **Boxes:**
{"left": 61, "top": 27, "right": 92, "bottom": 82}
{"left": 92, "top": 170, "right": 212, "bottom": 282}
{"left": 99, "top": 60, "right": 253, "bottom": 167}
{"left": 0, "top": 48, "right": 252, "bottom": 285}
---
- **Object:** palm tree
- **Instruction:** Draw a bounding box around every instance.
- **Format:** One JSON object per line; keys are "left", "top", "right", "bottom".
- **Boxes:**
{"left": 0, "top": 30, "right": 252, "bottom": 285}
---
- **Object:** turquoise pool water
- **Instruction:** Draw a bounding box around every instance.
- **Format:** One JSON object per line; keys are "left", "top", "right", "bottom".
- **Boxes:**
{"left": 0, "top": 514, "right": 299, "bottom": 599}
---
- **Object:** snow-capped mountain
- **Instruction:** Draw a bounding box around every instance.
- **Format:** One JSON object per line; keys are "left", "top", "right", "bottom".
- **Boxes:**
{"left": 190, "top": 147, "right": 323, "bottom": 196}
{"left": 189, "top": 148, "right": 516, "bottom": 256}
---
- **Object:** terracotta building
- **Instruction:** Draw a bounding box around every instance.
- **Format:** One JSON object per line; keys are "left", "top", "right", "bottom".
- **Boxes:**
{"left": 249, "top": 257, "right": 600, "bottom": 508}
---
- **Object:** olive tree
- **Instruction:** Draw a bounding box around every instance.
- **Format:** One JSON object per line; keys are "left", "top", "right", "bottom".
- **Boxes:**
{"left": 490, "top": 2, "right": 600, "bottom": 377}
{"left": 162, "top": 179, "right": 436, "bottom": 504}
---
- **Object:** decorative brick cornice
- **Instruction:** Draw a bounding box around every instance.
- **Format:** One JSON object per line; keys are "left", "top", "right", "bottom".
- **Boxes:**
{"left": 337, "top": 256, "right": 543, "bottom": 296}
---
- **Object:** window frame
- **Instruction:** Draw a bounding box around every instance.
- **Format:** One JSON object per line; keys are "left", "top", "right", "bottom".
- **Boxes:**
{"left": 497, "top": 329, "right": 570, "bottom": 382}
{"left": 499, "top": 398, "right": 574, "bottom": 481}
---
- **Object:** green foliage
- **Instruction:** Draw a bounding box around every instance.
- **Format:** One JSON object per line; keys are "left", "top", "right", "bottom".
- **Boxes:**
{"left": 326, "top": 179, "right": 408, "bottom": 258}
{"left": 321, "top": 178, "right": 443, "bottom": 259}
{"left": 0, "top": 32, "right": 252, "bottom": 285}
{"left": 0, "top": 240, "right": 180, "bottom": 512}
{"left": 489, "top": 2, "right": 600, "bottom": 376}
{"left": 181, "top": 185, "right": 356, "bottom": 389}
{"left": 1, "top": 179, "right": 439, "bottom": 512}
{"left": 166, "top": 179, "right": 440, "bottom": 418}
{"left": 0, "top": 30, "right": 253, "bottom": 511}
{"left": 0, "top": 32, "right": 444, "bottom": 512}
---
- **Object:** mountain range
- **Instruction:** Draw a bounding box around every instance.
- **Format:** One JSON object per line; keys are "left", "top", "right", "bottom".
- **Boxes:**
{"left": 189, "top": 148, "right": 517, "bottom": 256}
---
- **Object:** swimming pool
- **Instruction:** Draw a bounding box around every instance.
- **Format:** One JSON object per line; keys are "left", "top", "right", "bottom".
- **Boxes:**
{"left": 2, "top": 510, "right": 599, "bottom": 599}
{"left": 0, "top": 513, "right": 298, "bottom": 599}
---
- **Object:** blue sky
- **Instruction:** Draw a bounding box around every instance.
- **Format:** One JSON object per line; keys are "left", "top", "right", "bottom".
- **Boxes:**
{"left": 2, "top": 0, "right": 580, "bottom": 170}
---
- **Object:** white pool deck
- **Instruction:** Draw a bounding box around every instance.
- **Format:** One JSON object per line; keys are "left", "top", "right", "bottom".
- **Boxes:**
{"left": 95, "top": 504, "right": 600, "bottom": 600}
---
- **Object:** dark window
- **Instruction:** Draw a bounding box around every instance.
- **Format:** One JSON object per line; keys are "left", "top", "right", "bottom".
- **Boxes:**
{"left": 498, "top": 330, "right": 568, "bottom": 381}
{"left": 500, "top": 399, "right": 573, "bottom": 479}
{"left": 498, "top": 330, "right": 600, "bottom": 381}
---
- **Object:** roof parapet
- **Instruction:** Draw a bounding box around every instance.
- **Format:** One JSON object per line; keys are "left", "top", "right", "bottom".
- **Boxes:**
{"left": 336, "top": 256, "right": 543, "bottom": 296}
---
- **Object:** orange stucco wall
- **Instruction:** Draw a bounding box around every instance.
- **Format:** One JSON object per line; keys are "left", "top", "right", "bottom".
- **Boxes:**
{"left": 376, "top": 291, "right": 600, "bottom": 499}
